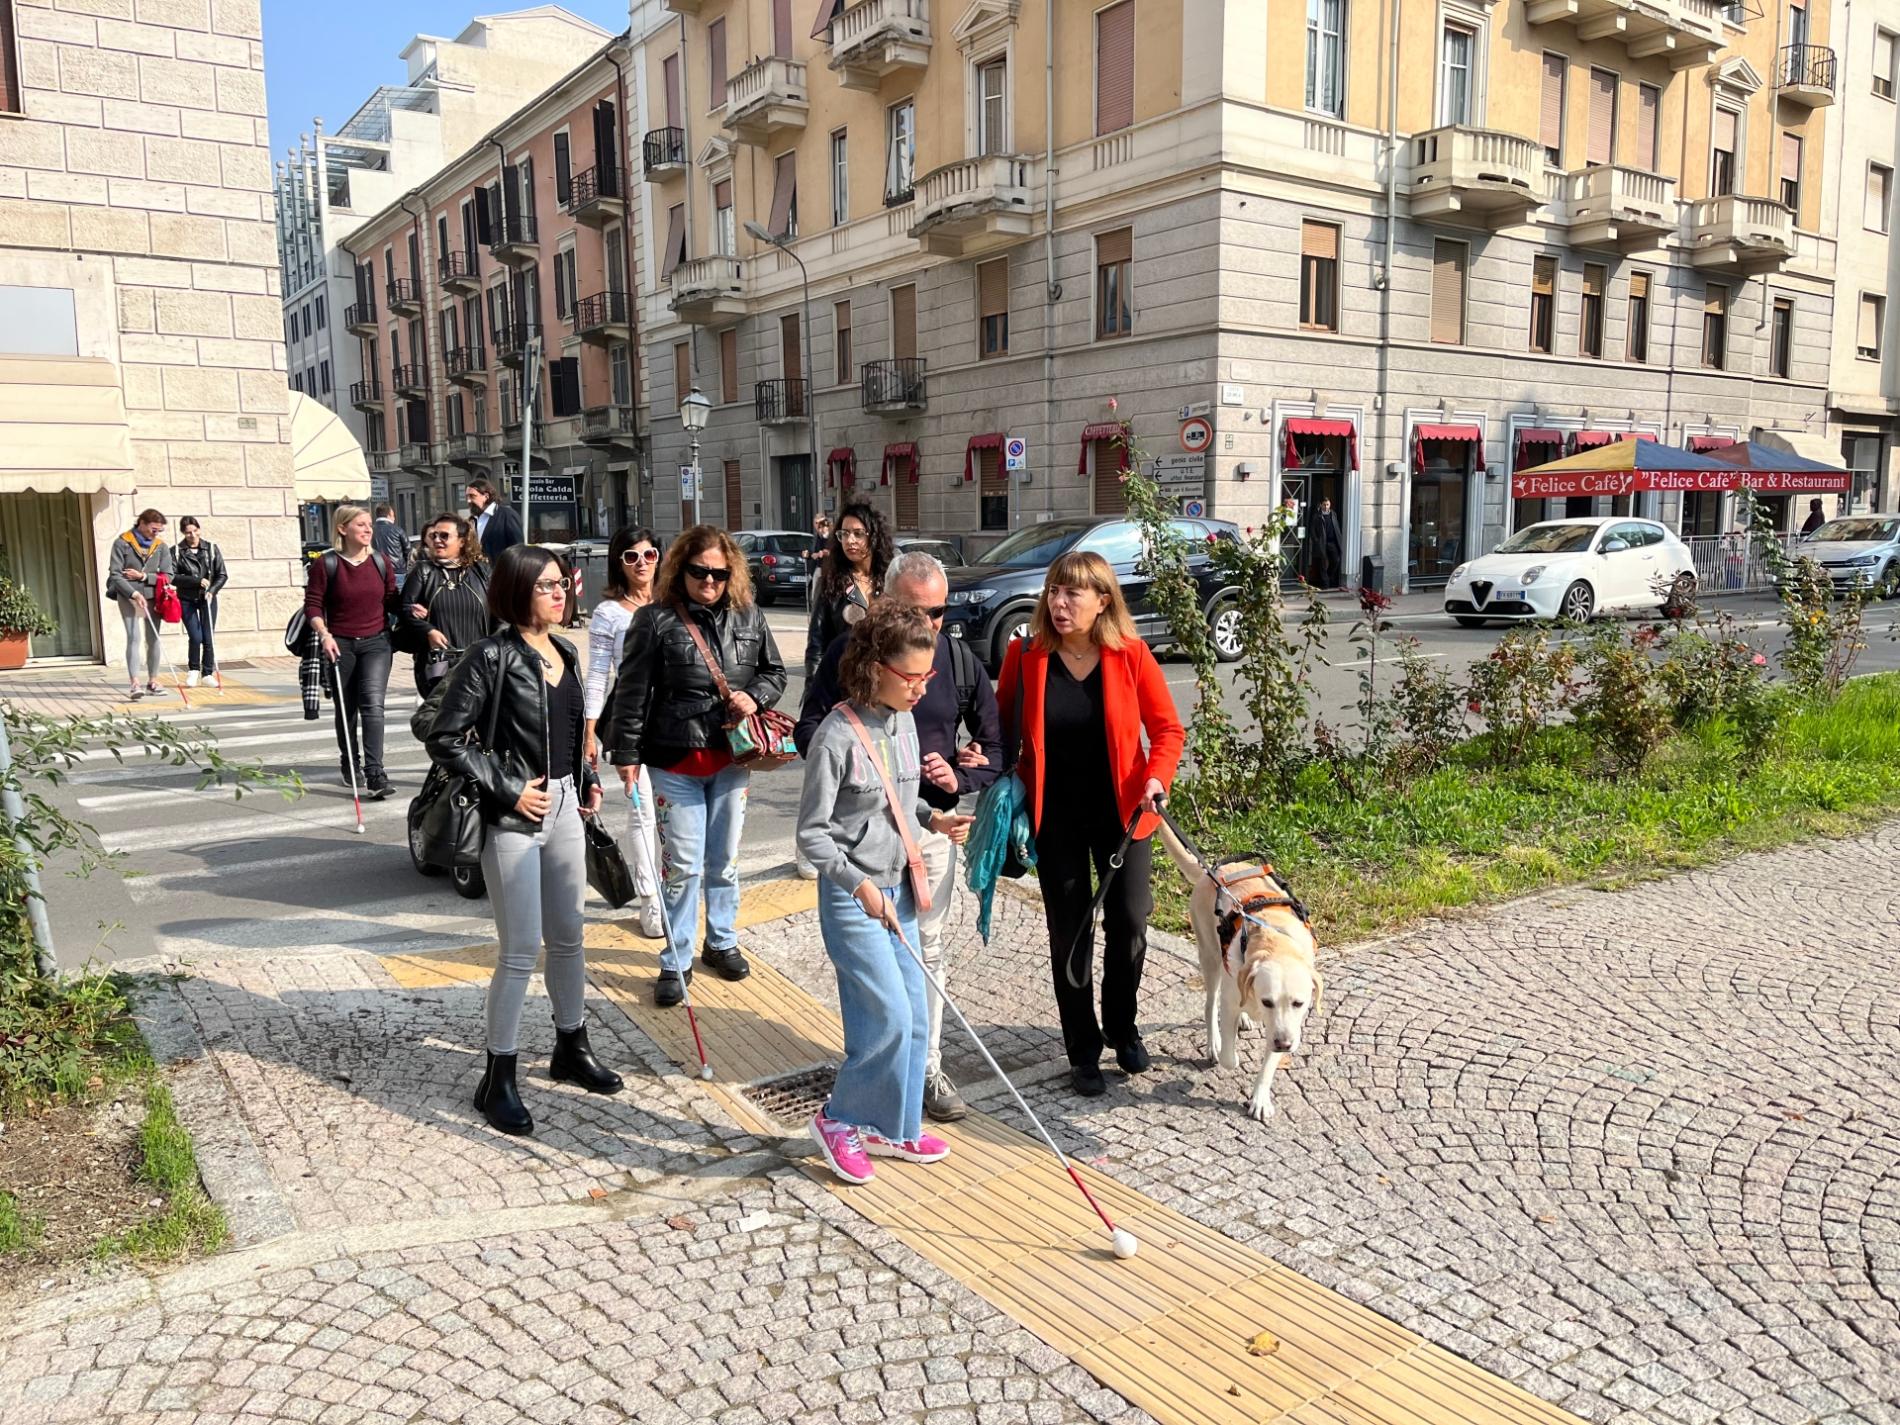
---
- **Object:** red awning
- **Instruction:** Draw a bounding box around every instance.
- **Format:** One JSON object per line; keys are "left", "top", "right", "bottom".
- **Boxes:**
{"left": 826, "top": 447, "right": 856, "bottom": 489}
{"left": 1412, "top": 422, "right": 1481, "bottom": 470}
{"left": 1078, "top": 421, "right": 1129, "bottom": 474}
{"left": 1282, "top": 417, "right": 1359, "bottom": 471}
{"left": 1511, "top": 466, "right": 1851, "bottom": 499}
{"left": 1570, "top": 430, "right": 1616, "bottom": 453}
{"left": 882, "top": 441, "right": 918, "bottom": 485}
{"left": 964, "top": 431, "right": 1004, "bottom": 482}
{"left": 1513, "top": 428, "right": 1564, "bottom": 470}
{"left": 1687, "top": 434, "right": 1737, "bottom": 452}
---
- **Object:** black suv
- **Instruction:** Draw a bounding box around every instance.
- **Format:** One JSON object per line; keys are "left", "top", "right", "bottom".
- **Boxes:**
{"left": 733, "top": 530, "right": 817, "bottom": 605}
{"left": 942, "top": 516, "right": 1245, "bottom": 671}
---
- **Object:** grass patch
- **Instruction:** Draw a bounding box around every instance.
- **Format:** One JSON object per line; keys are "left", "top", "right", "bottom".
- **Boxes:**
{"left": 91, "top": 1080, "right": 227, "bottom": 1263}
{"left": 1158, "top": 674, "right": 1900, "bottom": 943}
{"left": 0, "top": 1189, "right": 44, "bottom": 1256}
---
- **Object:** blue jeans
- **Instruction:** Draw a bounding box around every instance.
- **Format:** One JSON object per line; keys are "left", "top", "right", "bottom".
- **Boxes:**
{"left": 181, "top": 595, "right": 217, "bottom": 674}
{"left": 650, "top": 762, "right": 750, "bottom": 973}
{"left": 818, "top": 877, "right": 926, "bottom": 1144}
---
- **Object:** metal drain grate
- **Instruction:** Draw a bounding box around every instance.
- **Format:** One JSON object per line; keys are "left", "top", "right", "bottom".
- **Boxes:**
{"left": 735, "top": 1063, "right": 837, "bottom": 1130}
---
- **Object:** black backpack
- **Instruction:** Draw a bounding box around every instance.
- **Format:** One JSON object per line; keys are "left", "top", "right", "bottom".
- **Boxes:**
{"left": 284, "top": 549, "right": 392, "bottom": 652}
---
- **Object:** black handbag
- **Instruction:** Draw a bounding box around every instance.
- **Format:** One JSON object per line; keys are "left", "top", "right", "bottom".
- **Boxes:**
{"left": 582, "top": 816, "right": 636, "bottom": 908}
{"left": 416, "top": 645, "right": 509, "bottom": 869}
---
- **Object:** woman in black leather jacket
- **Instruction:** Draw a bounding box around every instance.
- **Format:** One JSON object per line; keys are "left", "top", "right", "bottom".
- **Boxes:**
{"left": 426, "top": 544, "right": 619, "bottom": 1137}
{"left": 396, "top": 512, "right": 494, "bottom": 695}
{"left": 803, "top": 501, "right": 893, "bottom": 678}
{"left": 605, "top": 524, "right": 787, "bottom": 1008}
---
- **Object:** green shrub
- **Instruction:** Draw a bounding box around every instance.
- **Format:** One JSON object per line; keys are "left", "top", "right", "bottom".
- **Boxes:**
{"left": 1464, "top": 628, "right": 1578, "bottom": 764}
{"left": 1571, "top": 624, "right": 1673, "bottom": 774}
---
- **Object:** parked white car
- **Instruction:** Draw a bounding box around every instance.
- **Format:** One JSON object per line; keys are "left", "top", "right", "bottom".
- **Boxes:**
{"left": 1786, "top": 516, "right": 1900, "bottom": 596}
{"left": 1444, "top": 517, "right": 1697, "bottom": 626}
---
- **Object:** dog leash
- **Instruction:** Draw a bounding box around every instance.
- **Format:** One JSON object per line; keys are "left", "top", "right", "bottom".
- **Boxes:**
{"left": 1063, "top": 807, "right": 1144, "bottom": 990}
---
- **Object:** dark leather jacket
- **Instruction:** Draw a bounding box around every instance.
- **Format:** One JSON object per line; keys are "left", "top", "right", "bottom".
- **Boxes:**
{"left": 424, "top": 630, "right": 600, "bottom": 831}
{"left": 606, "top": 598, "right": 786, "bottom": 768}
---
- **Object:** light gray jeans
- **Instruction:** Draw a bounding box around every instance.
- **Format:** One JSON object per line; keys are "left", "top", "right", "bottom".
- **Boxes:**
{"left": 918, "top": 826, "right": 956, "bottom": 1077}
{"left": 120, "top": 605, "right": 162, "bottom": 684}
{"left": 482, "top": 774, "right": 588, "bottom": 1055}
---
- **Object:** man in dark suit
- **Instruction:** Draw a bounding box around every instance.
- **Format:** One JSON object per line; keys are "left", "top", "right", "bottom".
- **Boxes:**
{"left": 466, "top": 478, "right": 524, "bottom": 561}
{"left": 371, "top": 503, "right": 410, "bottom": 575}
{"left": 1316, "top": 497, "right": 1345, "bottom": 589}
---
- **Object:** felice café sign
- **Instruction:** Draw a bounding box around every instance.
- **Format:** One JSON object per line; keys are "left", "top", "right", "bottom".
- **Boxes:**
{"left": 1512, "top": 468, "right": 1848, "bottom": 499}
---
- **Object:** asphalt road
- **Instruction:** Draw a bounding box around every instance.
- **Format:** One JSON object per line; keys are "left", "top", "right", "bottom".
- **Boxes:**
{"left": 37, "top": 594, "right": 1900, "bottom": 974}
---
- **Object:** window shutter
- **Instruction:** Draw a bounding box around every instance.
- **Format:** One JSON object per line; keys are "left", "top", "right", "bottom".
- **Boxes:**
{"left": 979, "top": 446, "right": 1005, "bottom": 496}
{"left": 1095, "top": 0, "right": 1135, "bottom": 136}
{"left": 720, "top": 328, "right": 738, "bottom": 403}
{"left": 1780, "top": 132, "right": 1802, "bottom": 187}
{"left": 781, "top": 312, "right": 802, "bottom": 382}
{"left": 977, "top": 257, "right": 1008, "bottom": 318}
{"left": 724, "top": 459, "right": 743, "bottom": 527}
{"left": 1630, "top": 270, "right": 1649, "bottom": 301}
{"left": 1587, "top": 69, "right": 1616, "bottom": 166}
{"left": 554, "top": 133, "right": 572, "bottom": 204}
{"left": 895, "top": 460, "right": 919, "bottom": 528}
{"left": 1583, "top": 264, "right": 1604, "bottom": 298}
{"left": 834, "top": 299, "right": 851, "bottom": 383}
{"left": 708, "top": 20, "right": 728, "bottom": 108}
{"left": 1301, "top": 221, "right": 1339, "bottom": 260}
{"left": 1092, "top": 441, "right": 1128, "bottom": 514}
{"left": 1713, "top": 106, "right": 1737, "bottom": 154}
{"left": 673, "top": 342, "right": 690, "bottom": 401}
{"left": 1861, "top": 296, "right": 1880, "bottom": 351}
{"left": 1870, "top": 166, "right": 1892, "bottom": 231}
{"left": 773, "top": 0, "right": 793, "bottom": 57}
{"left": 663, "top": 54, "right": 681, "bottom": 127}
{"left": 594, "top": 102, "right": 617, "bottom": 191}
{"left": 1637, "top": 84, "right": 1660, "bottom": 170}
{"left": 1704, "top": 285, "right": 1725, "bottom": 318}
{"left": 661, "top": 204, "right": 685, "bottom": 279}
{"left": 891, "top": 283, "right": 917, "bottom": 360}
{"left": 769, "top": 152, "right": 797, "bottom": 237}
{"left": 0, "top": 0, "right": 21, "bottom": 114}
{"left": 1431, "top": 241, "right": 1466, "bottom": 344}
{"left": 1532, "top": 255, "right": 1555, "bottom": 296}
{"left": 1096, "top": 227, "right": 1132, "bottom": 267}
{"left": 1541, "top": 55, "right": 1565, "bottom": 155}
{"left": 714, "top": 178, "right": 732, "bottom": 214}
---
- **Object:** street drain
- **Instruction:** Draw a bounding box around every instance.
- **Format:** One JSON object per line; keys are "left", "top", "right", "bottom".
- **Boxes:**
{"left": 736, "top": 1064, "right": 837, "bottom": 1131}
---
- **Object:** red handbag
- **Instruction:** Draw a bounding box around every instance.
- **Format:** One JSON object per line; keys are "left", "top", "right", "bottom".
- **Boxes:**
{"left": 153, "top": 574, "right": 183, "bottom": 624}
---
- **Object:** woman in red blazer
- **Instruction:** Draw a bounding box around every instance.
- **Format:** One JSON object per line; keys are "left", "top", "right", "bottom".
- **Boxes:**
{"left": 998, "top": 550, "right": 1185, "bottom": 1097}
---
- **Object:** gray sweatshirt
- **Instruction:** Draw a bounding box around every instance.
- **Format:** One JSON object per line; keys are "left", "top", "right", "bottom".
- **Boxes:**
{"left": 795, "top": 701, "right": 934, "bottom": 895}
{"left": 105, "top": 530, "right": 173, "bottom": 603}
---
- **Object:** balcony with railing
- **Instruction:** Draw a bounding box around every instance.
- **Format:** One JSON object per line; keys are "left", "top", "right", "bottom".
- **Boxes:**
{"left": 660, "top": 0, "right": 703, "bottom": 12}
{"left": 385, "top": 277, "right": 422, "bottom": 315}
{"left": 644, "top": 127, "right": 688, "bottom": 180}
{"left": 571, "top": 290, "right": 631, "bottom": 344}
{"left": 909, "top": 155, "right": 1035, "bottom": 256}
{"left": 1687, "top": 194, "right": 1795, "bottom": 273}
{"left": 493, "top": 321, "right": 541, "bottom": 367}
{"left": 488, "top": 213, "right": 538, "bottom": 266}
{"left": 349, "top": 379, "right": 384, "bottom": 411}
{"left": 392, "top": 362, "right": 427, "bottom": 397}
{"left": 438, "top": 250, "right": 480, "bottom": 292}
{"left": 344, "top": 300, "right": 377, "bottom": 335}
{"left": 565, "top": 164, "right": 623, "bottom": 225}
{"left": 861, "top": 358, "right": 926, "bottom": 415}
{"left": 1555, "top": 164, "right": 1676, "bottom": 250}
{"left": 724, "top": 56, "right": 809, "bottom": 143}
{"left": 829, "top": 0, "right": 931, "bottom": 91}
{"left": 1776, "top": 43, "right": 1836, "bottom": 107}
{"left": 400, "top": 441, "right": 436, "bottom": 472}
{"left": 668, "top": 256, "right": 747, "bottom": 325}
{"left": 445, "top": 346, "right": 487, "bottom": 383}
{"left": 755, "top": 377, "right": 809, "bottom": 424}
{"left": 1525, "top": 0, "right": 1725, "bottom": 68}
{"left": 580, "top": 404, "right": 639, "bottom": 446}
{"left": 366, "top": 449, "right": 399, "bottom": 476}
{"left": 1409, "top": 127, "right": 1544, "bottom": 228}
{"left": 442, "top": 432, "right": 501, "bottom": 467}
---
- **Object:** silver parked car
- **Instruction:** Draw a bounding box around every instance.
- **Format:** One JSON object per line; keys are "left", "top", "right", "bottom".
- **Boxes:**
{"left": 1787, "top": 516, "right": 1900, "bottom": 596}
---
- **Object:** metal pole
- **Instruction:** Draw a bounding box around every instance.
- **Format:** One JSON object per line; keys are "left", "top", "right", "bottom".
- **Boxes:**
{"left": 521, "top": 334, "right": 542, "bottom": 541}
{"left": 798, "top": 250, "right": 817, "bottom": 533}
{"left": 691, "top": 429, "right": 702, "bottom": 527}
{"left": 0, "top": 712, "right": 57, "bottom": 977}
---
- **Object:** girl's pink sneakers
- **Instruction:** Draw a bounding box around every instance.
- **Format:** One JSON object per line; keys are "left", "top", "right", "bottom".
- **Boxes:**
{"left": 809, "top": 1112, "right": 875, "bottom": 1184}
{"left": 862, "top": 1131, "right": 950, "bottom": 1164}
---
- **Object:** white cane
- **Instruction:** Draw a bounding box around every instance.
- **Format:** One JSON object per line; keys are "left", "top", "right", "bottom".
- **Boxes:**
{"left": 136, "top": 597, "right": 190, "bottom": 708}
{"left": 329, "top": 654, "right": 366, "bottom": 834}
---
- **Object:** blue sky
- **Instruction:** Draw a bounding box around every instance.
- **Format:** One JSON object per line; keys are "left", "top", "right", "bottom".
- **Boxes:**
{"left": 262, "top": 2, "right": 629, "bottom": 163}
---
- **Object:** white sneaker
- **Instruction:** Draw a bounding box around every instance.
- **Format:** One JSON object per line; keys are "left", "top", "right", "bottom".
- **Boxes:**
{"left": 794, "top": 852, "right": 818, "bottom": 881}
{"left": 638, "top": 896, "right": 665, "bottom": 940}
{"left": 185, "top": 671, "right": 200, "bottom": 687}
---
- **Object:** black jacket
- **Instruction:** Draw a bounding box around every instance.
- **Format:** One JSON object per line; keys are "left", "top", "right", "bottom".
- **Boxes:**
{"left": 372, "top": 518, "right": 410, "bottom": 573}
{"left": 396, "top": 561, "right": 494, "bottom": 655}
{"left": 424, "top": 630, "right": 600, "bottom": 831}
{"left": 606, "top": 599, "right": 787, "bottom": 768}
{"left": 172, "top": 541, "right": 227, "bottom": 600}
{"left": 803, "top": 582, "right": 870, "bottom": 678}
{"left": 478, "top": 503, "right": 525, "bottom": 561}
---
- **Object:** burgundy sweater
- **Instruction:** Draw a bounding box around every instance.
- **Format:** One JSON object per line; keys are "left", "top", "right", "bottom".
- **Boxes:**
{"left": 303, "top": 552, "right": 397, "bottom": 639}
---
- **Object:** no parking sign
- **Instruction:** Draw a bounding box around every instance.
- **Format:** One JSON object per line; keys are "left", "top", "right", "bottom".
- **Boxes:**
{"left": 1004, "top": 436, "right": 1028, "bottom": 471}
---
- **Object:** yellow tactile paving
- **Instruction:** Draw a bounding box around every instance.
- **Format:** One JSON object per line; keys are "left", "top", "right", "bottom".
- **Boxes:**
{"left": 386, "top": 879, "right": 1585, "bottom": 1425}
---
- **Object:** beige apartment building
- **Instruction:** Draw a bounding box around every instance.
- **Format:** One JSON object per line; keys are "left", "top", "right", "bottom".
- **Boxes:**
{"left": 0, "top": 0, "right": 298, "bottom": 664}
{"left": 630, "top": 0, "right": 1846, "bottom": 590}
{"left": 341, "top": 36, "right": 643, "bottom": 544}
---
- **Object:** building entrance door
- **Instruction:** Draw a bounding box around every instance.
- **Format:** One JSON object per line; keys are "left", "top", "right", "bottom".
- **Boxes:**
{"left": 0, "top": 492, "right": 97, "bottom": 660}
{"left": 776, "top": 455, "right": 812, "bottom": 532}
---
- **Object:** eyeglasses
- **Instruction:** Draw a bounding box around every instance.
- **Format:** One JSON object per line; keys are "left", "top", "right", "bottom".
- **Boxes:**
{"left": 622, "top": 548, "right": 660, "bottom": 565}
{"left": 878, "top": 662, "right": 939, "bottom": 691}
{"left": 532, "top": 576, "right": 574, "bottom": 595}
{"left": 838, "top": 527, "right": 870, "bottom": 543}
{"left": 916, "top": 604, "right": 948, "bottom": 620}
{"left": 425, "top": 531, "right": 456, "bottom": 542}
{"left": 685, "top": 562, "right": 731, "bottom": 583}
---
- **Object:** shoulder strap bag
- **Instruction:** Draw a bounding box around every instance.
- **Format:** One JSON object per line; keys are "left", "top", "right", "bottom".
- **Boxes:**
{"left": 416, "top": 642, "right": 511, "bottom": 869}
{"left": 837, "top": 704, "right": 932, "bottom": 913}
{"left": 676, "top": 605, "right": 798, "bottom": 768}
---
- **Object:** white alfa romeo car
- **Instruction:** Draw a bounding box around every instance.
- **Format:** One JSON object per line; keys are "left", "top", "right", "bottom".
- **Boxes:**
{"left": 1443, "top": 517, "right": 1698, "bottom": 626}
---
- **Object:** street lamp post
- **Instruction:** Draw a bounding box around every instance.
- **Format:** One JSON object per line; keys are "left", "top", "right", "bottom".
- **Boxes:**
{"left": 744, "top": 221, "right": 819, "bottom": 534}
{"left": 679, "top": 383, "right": 711, "bottom": 527}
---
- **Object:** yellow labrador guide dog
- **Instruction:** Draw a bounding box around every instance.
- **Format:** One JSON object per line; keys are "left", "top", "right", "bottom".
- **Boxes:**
{"left": 1157, "top": 821, "right": 1323, "bottom": 1123}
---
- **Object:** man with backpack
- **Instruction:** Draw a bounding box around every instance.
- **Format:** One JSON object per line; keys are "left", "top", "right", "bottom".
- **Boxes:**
{"left": 372, "top": 502, "right": 411, "bottom": 575}
{"left": 793, "top": 549, "right": 1002, "bottom": 1123}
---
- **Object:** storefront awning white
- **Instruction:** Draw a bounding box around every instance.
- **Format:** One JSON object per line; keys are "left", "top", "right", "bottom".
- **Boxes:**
{"left": 290, "top": 392, "right": 371, "bottom": 504}
{"left": 0, "top": 355, "right": 135, "bottom": 496}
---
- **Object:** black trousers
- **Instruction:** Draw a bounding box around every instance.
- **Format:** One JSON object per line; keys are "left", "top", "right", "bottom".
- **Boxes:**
{"left": 329, "top": 632, "right": 391, "bottom": 781}
{"left": 1035, "top": 809, "right": 1153, "bottom": 1067}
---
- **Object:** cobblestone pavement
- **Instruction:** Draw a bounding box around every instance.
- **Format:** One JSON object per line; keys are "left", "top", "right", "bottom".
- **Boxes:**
{"left": 749, "top": 834, "right": 1900, "bottom": 1425}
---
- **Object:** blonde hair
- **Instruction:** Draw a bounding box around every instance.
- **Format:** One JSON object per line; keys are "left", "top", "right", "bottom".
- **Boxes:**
{"left": 657, "top": 524, "right": 755, "bottom": 609}
{"left": 1029, "top": 550, "right": 1135, "bottom": 651}
{"left": 331, "top": 504, "right": 371, "bottom": 550}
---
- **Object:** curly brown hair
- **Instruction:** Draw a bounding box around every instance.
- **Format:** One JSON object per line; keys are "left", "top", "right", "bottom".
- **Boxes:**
{"left": 655, "top": 524, "right": 754, "bottom": 609}
{"left": 423, "top": 511, "right": 484, "bottom": 570}
{"left": 839, "top": 601, "right": 937, "bottom": 706}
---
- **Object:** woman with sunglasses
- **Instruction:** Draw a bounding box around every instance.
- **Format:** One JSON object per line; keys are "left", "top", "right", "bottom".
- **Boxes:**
{"left": 605, "top": 526, "right": 786, "bottom": 1007}
{"left": 583, "top": 527, "right": 665, "bottom": 937}
{"left": 803, "top": 501, "right": 893, "bottom": 680}
{"left": 426, "top": 545, "right": 616, "bottom": 1136}
{"left": 396, "top": 513, "right": 493, "bottom": 696}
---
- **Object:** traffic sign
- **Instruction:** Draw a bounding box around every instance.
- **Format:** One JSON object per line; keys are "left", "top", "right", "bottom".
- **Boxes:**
{"left": 1004, "top": 436, "right": 1028, "bottom": 471}
{"left": 1150, "top": 453, "right": 1205, "bottom": 495}
{"left": 1179, "top": 417, "right": 1214, "bottom": 454}
{"left": 1182, "top": 498, "right": 1207, "bottom": 517}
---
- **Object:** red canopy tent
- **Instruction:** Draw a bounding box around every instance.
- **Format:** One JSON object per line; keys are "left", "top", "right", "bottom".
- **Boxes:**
{"left": 1510, "top": 437, "right": 1847, "bottom": 499}
{"left": 1706, "top": 440, "right": 1852, "bottom": 493}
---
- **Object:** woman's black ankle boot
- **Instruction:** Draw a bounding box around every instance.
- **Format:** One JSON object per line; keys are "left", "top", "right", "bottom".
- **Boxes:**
{"left": 474, "top": 1051, "right": 534, "bottom": 1135}
{"left": 549, "top": 1026, "right": 624, "bottom": 1095}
